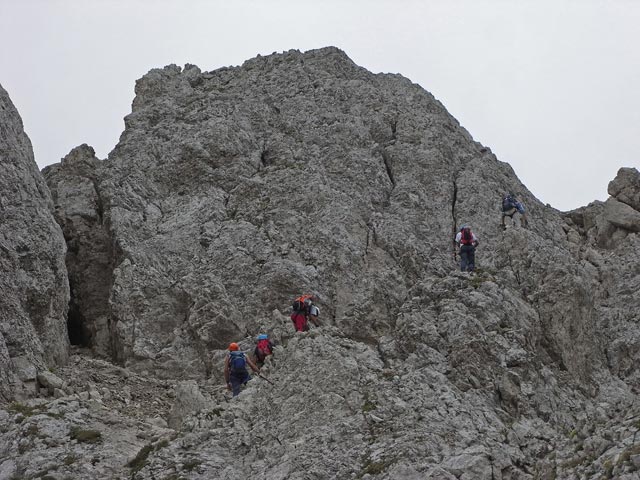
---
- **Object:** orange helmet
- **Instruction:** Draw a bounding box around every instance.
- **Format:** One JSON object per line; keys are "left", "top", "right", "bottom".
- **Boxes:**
{"left": 228, "top": 342, "right": 239, "bottom": 351}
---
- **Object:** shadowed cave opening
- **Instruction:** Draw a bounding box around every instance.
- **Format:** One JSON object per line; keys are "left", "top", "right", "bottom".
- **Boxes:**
{"left": 67, "top": 301, "right": 92, "bottom": 347}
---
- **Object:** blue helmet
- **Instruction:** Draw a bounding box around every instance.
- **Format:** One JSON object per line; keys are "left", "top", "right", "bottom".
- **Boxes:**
{"left": 257, "top": 334, "right": 268, "bottom": 340}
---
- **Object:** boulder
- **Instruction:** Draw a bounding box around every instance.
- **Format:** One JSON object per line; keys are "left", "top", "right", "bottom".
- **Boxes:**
{"left": 37, "top": 370, "right": 64, "bottom": 393}
{"left": 603, "top": 197, "right": 640, "bottom": 232}
{"left": 608, "top": 167, "right": 640, "bottom": 211}
{"left": 167, "top": 380, "right": 209, "bottom": 429}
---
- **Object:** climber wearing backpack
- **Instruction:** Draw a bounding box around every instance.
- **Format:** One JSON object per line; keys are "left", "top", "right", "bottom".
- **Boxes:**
{"left": 501, "top": 193, "right": 529, "bottom": 229}
{"left": 253, "top": 333, "right": 274, "bottom": 365}
{"left": 290, "top": 294, "right": 320, "bottom": 332}
{"left": 224, "top": 342, "right": 260, "bottom": 397}
{"left": 455, "top": 225, "right": 479, "bottom": 272}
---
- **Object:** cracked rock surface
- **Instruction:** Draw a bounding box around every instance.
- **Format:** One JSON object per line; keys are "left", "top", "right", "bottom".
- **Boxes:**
{"left": 1, "top": 48, "right": 640, "bottom": 479}
{"left": 0, "top": 83, "right": 69, "bottom": 402}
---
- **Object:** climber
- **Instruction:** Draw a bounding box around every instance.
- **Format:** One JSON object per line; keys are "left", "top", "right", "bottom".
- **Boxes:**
{"left": 455, "top": 224, "right": 479, "bottom": 272}
{"left": 290, "top": 294, "right": 320, "bottom": 332}
{"left": 501, "top": 193, "right": 529, "bottom": 229}
{"left": 253, "top": 333, "right": 275, "bottom": 365}
{"left": 224, "top": 342, "right": 260, "bottom": 397}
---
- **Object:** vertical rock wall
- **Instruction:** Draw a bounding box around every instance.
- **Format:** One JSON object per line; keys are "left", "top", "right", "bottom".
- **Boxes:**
{"left": 0, "top": 83, "right": 69, "bottom": 400}
{"left": 44, "top": 145, "right": 114, "bottom": 357}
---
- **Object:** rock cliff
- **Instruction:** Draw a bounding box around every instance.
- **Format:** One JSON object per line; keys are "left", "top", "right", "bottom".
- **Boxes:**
{"left": 1, "top": 48, "right": 640, "bottom": 479}
{"left": 0, "top": 83, "right": 69, "bottom": 402}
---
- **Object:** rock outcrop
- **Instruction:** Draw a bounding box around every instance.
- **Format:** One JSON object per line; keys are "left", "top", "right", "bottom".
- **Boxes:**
{"left": 1, "top": 48, "right": 639, "bottom": 479}
{"left": 45, "top": 48, "right": 554, "bottom": 379}
{"left": 0, "top": 83, "right": 69, "bottom": 401}
{"left": 44, "top": 144, "right": 114, "bottom": 356}
{"left": 609, "top": 167, "right": 640, "bottom": 211}
{"left": 567, "top": 167, "right": 640, "bottom": 248}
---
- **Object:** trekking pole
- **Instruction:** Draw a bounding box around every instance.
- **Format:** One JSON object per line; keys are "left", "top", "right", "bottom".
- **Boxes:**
{"left": 256, "top": 373, "right": 274, "bottom": 385}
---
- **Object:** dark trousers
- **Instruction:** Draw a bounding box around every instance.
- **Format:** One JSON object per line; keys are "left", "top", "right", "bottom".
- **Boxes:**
{"left": 229, "top": 371, "right": 250, "bottom": 397}
{"left": 459, "top": 245, "right": 476, "bottom": 272}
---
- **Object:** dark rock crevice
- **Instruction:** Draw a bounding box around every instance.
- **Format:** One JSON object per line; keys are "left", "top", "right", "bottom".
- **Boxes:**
{"left": 380, "top": 149, "right": 395, "bottom": 188}
{"left": 389, "top": 115, "right": 398, "bottom": 142}
{"left": 67, "top": 301, "right": 91, "bottom": 347}
{"left": 364, "top": 225, "right": 372, "bottom": 258}
{"left": 43, "top": 149, "right": 119, "bottom": 361}
{"left": 451, "top": 177, "right": 459, "bottom": 257}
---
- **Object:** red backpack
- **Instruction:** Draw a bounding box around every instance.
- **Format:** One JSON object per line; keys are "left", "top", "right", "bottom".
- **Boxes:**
{"left": 257, "top": 339, "right": 272, "bottom": 356}
{"left": 460, "top": 228, "right": 474, "bottom": 245}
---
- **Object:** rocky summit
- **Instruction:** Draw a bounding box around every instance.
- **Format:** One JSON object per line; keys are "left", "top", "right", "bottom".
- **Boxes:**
{"left": 1, "top": 47, "right": 639, "bottom": 479}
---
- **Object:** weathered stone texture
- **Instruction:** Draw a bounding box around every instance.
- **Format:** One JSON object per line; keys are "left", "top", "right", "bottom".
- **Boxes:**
{"left": 46, "top": 48, "right": 572, "bottom": 379}
{"left": 1, "top": 48, "right": 639, "bottom": 479}
{"left": 44, "top": 145, "right": 114, "bottom": 356}
{"left": 0, "top": 83, "right": 69, "bottom": 401}
{"left": 608, "top": 166, "right": 640, "bottom": 210}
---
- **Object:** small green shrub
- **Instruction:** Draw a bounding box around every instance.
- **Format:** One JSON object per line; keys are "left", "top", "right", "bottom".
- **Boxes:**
{"left": 8, "top": 402, "right": 40, "bottom": 417}
{"left": 207, "top": 407, "right": 224, "bottom": 417}
{"left": 474, "top": 267, "right": 497, "bottom": 276}
{"left": 128, "top": 444, "right": 153, "bottom": 474}
{"left": 362, "top": 459, "right": 388, "bottom": 475}
{"left": 618, "top": 444, "right": 640, "bottom": 466}
{"left": 470, "top": 275, "right": 487, "bottom": 289}
{"left": 560, "top": 455, "right": 585, "bottom": 469}
{"left": 70, "top": 426, "right": 102, "bottom": 444}
{"left": 361, "top": 393, "right": 377, "bottom": 413}
{"left": 183, "top": 459, "right": 201, "bottom": 472}
{"left": 156, "top": 439, "right": 170, "bottom": 449}
{"left": 25, "top": 424, "right": 39, "bottom": 437}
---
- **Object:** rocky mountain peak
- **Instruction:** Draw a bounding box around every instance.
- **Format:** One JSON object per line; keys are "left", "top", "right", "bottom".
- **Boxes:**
{"left": 1, "top": 49, "right": 640, "bottom": 479}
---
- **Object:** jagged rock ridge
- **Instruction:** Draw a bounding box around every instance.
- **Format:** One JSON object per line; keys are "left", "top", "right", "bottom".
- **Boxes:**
{"left": 1, "top": 48, "right": 639, "bottom": 479}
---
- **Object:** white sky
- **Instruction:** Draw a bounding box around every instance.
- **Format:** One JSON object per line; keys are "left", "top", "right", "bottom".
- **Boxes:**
{"left": 1, "top": 0, "right": 638, "bottom": 211}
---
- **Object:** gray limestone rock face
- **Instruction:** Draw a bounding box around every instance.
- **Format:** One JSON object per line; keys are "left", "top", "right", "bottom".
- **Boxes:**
{"left": 608, "top": 167, "right": 640, "bottom": 211}
{"left": 570, "top": 168, "right": 640, "bottom": 249}
{"left": 167, "top": 380, "right": 209, "bottom": 429}
{"left": 46, "top": 48, "right": 572, "bottom": 380}
{"left": 0, "top": 83, "right": 69, "bottom": 401}
{"left": 37, "top": 370, "right": 64, "bottom": 394}
{"left": 603, "top": 197, "right": 640, "bottom": 232}
{"left": 4, "top": 47, "right": 635, "bottom": 479}
{"left": 43, "top": 145, "right": 114, "bottom": 356}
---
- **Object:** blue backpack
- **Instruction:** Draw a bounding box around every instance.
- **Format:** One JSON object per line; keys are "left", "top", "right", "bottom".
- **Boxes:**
{"left": 229, "top": 351, "right": 247, "bottom": 373}
{"left": 502, "top": 195, "right": 517, "bottom": 212}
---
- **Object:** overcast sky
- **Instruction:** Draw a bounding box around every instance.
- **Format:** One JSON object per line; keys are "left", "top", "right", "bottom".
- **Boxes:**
{"left": 1, "top": 0, "right": 638, "bottom": 211}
